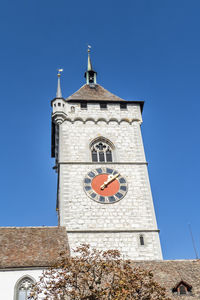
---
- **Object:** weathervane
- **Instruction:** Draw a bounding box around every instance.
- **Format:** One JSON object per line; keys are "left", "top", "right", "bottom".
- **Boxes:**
{"left": 57, "top": 68, "right": 63, "bottom": 77}
{"left": 88, "top": 45, "right": 91, "bottom": 53}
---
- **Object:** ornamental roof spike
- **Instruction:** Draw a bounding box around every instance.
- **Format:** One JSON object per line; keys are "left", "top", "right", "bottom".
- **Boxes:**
{"left": 56, "top": 68, "right": 63, "bottom": 98}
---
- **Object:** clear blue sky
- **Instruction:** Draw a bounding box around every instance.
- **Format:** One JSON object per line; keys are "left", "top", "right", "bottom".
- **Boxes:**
{"left": 0, "top": 0, "right": 200, "bottom": 260}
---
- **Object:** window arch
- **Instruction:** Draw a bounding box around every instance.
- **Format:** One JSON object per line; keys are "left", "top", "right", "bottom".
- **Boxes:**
{"left": 14, "top": 275, "right": 35, "bottom": 300}
{"left": 90, "top": 137, "right": 114, "bottom": 163}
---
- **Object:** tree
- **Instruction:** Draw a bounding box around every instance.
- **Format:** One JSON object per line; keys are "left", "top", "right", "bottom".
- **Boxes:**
{"left": 30, "top": 244, "right": 171, "bottom": 300}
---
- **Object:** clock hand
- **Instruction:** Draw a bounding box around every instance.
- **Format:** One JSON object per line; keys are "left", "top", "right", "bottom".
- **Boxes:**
{"left": 100, "top": 176, "right": 113, "bottom": 190}
{"left": 100, "top": 173, "right": 119, "bottom": 190}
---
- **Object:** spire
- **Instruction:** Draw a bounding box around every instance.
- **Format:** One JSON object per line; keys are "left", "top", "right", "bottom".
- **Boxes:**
{"left": 56, "top": 69, "right": 63, "bottom": 98}
{"left": 87, "top": 46, "right": 92, "bottom": 71}
{"left": 84, "top": 45, "right": 97, "bottom": 86}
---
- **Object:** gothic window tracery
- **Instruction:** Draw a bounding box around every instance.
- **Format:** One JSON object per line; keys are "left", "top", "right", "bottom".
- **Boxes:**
{"left": 15, "top": 276, "right": 34, "bottom": 300}
{"left": 91, "top": 139, "right": 114, "bottom": 163}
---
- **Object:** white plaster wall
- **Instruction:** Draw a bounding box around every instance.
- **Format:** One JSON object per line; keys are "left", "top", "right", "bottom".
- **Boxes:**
{"left": 0, "top": 269, "right": 43, "bottom": 300}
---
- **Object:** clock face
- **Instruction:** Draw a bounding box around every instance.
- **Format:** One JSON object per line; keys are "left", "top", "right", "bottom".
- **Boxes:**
{"left": 83, "top": 167, "right": 128, "bottom": 204}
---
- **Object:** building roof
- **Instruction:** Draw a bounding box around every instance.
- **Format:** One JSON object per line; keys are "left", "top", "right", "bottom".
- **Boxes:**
{"left": 0, "top": 228, "right": 199, "bottom": 298}
{"left": 134, "top": 260, "right": 200, "bottom": 299}
{"left": 66, "top": 84, "right": 125, "bottom": 102}
{"left": 0, "top": 227, "right": 69, "bottom": 269}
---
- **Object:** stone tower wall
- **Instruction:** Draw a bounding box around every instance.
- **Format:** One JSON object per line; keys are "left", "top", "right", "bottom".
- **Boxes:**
{"left": 55, "top": 101, "right": 162, "bottom": 260}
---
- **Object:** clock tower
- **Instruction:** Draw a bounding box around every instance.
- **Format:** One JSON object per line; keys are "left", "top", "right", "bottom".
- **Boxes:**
{"left": 51, "top": 50, "right": 163, "bottom": 260}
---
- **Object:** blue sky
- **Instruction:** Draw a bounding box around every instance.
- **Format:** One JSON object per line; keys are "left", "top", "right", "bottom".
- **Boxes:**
{"left": 0, "top": 0, "right": 200, "bottom": 260}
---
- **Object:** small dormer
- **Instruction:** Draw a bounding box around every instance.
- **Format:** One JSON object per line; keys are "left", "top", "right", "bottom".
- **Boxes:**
{"left": 172, "top": 280, "right": 192, "bottom": 295}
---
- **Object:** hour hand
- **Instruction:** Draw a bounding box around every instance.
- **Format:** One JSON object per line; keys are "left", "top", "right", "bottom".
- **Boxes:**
{"left": 100, "top": 173, "right": 119, "bottom": 190}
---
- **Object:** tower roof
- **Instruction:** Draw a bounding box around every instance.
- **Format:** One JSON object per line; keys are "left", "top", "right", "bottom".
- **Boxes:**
{"left": 56, "top": 69, "right": 63, "bottom": 98}
{"left": 66, "top": 83, "right": 125, "bottom": 102}
{"left": 87, "top": 46, "right": 93, "bottom": 71}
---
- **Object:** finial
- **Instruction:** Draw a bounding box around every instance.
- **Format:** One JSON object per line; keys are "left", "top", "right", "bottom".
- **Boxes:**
{"left": 85, "top": 46, "right": 97, "bottom": 85}
{"left": 87, "top": 45, "right": 92, "bottom": 71}
{"left": 88, "top": 45, "right": 91, "bottom": 53}
{"left": 56, "top": 68, "right": 63, "bottom": 98}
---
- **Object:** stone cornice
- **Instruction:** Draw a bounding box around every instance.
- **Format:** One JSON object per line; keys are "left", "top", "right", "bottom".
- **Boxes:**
{"left": 62, "top": 117, "right": 142, "bottom": 125}
{"left": 52, "top": 111, "right": 68, "bottom": 125}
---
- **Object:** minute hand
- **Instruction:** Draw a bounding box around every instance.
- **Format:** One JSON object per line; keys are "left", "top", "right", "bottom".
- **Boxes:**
{"left": 100, "top": 173, "right": 120, "bottom": 190}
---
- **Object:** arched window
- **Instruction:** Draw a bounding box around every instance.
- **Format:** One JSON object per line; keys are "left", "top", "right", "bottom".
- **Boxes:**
{"left": 90, "top": 138, "right": 114, "bottom": 163}
{"left": 14, "top": 276, "right": 35, "bottom": 300}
